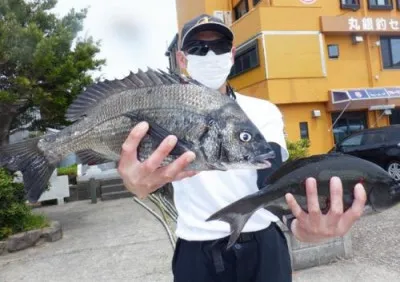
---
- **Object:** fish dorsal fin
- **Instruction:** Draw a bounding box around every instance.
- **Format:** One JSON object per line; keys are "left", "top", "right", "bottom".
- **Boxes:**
{"left": 267, "top": 153, "right": 332, "bottom": 183}
{"left": 65, "top": 68, "right": 200, "bottom": 122}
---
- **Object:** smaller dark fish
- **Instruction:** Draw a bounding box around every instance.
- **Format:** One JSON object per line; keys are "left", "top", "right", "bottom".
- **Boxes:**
{"left": 206, "top": 153, "right": 400, "bottom": 249}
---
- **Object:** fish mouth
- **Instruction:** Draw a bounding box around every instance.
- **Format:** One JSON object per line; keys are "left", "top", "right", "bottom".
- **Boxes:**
{"left": 252, "top": 151, "right": 276, "bottom": 167}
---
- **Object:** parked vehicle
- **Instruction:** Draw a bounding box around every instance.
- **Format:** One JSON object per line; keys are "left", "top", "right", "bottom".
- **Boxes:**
{"left": 329, "top": 125, "right": 400, "bottom": 181}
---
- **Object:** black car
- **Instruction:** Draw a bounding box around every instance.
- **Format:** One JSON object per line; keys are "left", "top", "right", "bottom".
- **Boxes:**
{"left": 329, "top": 125, "right": 400, "bottom": 181}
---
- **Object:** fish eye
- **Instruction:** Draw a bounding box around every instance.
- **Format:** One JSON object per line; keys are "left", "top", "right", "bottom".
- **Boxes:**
{"left": 239, "top": 131, "right": 252, "bottom": 142}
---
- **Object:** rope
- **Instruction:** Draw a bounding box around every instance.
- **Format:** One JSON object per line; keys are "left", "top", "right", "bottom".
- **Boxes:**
{"left": 132, "top": 195, "right": 177, "bottom": 250}
{"left": 159, "top": 194, "right": 178, "bottom": 218}
{"left": 148, "top": 194, "right": 177, "bottom": 243}
{"left": 150, "top": 193, "right": 177, "bottom": 220}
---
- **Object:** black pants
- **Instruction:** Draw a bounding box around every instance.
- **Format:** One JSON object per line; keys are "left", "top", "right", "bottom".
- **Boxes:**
{"left": 172, "top": 222, "right": 292, "bottom": 282}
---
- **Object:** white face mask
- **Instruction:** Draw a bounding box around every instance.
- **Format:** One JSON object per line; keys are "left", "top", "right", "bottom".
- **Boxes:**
{"left": 185, "top": 51, "right": 233, "bottom": 90}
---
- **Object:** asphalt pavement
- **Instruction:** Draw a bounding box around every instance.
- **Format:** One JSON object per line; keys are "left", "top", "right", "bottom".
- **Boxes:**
{"left": 0, "top": 198, "right": 399, "bottom": 282}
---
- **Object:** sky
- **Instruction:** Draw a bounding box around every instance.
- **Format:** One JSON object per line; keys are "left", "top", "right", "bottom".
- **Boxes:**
{"left": 51, "top": 0, "right": 179, "bottom": 80}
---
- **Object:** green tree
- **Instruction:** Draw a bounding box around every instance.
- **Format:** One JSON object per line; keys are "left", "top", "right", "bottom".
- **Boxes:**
{"left": 0, "top": 0, "right": 106, "bottom": 145}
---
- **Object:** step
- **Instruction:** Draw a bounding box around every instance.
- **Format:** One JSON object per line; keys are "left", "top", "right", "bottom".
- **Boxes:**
{"left": 101, "top": 191, "right": 133, "bottom": 201}
{"left": 99, "top": 177, "right": 123, "bottom": 186}
{"left": 100, "top": 183, "right": 127, "bottom": 194}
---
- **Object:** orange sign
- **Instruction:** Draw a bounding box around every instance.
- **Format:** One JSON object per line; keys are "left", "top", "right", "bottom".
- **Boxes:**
{"left": 321, "top": 16, "right": 400, "bottom": 33}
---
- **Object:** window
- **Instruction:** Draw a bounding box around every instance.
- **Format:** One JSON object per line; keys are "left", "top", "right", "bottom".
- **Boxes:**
{"left": 368, "top": 0, "right": 393, "bottom": 9}
{"left": 380, "top": 36, "right": 400, "bottom": 69}
{"left": 253, "top": 0, "right": 261, "bottom": 6}
{"left": 398, "top": 0, "right": 400, "bottom": 10}
{"left": 361, "top": 132, "right": 385, "bottom": 145}
{"left": 387, "top": 128, "right": 400, "bottom": 140}
{"left": 234, "top": 0, "right": 249, "bottom": 20}
{"left": 299, "top": 122, "right": 309, "bottom": 139}
{"left": 341, "top": 134, "right": 363, "bottom": 147}
{"left": 340, "top": 0, "right": 360, "bottom": 10}
{"left": 328, "top": 44, "right": 339, "bottom": 59}
{"left": 229, "top": 40, "right": 259, "bottom": 78}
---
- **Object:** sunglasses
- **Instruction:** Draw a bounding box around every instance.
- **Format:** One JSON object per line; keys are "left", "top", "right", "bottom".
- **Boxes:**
{"left": 183, "top": 38, "right": 233, "bottom": 56}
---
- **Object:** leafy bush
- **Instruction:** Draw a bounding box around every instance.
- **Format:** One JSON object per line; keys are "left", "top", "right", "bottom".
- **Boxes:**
{"left": 0, "top": 168, "right": 50, "bottom": 240}
{"left": 57, "top": 164, "right": 77, "bottom": 177}
{"left": 28, "top": 131, "right": 45, "bottom": 138}
{"left": 286, "top": 138, "right": 310, "bottom": 162}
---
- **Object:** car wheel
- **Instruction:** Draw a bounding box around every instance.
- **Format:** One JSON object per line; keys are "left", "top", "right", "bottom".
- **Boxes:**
{"left": 387, "top": 161, "right": 400, "bottom": 181}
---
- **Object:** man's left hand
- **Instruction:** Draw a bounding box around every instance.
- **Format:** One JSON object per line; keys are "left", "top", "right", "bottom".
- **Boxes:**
{"left": 284, "top": 176, "right": 367, "bottom": 243}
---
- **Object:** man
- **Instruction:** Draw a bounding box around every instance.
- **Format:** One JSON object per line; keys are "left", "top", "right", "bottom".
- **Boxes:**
{"left": 117, "top": 14, "right": 367, "bottom": 281}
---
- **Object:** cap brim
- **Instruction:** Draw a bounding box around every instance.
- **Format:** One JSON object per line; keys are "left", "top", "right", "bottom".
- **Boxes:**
{"left": 181, "top": 22, "right": 234, "bottom": 49}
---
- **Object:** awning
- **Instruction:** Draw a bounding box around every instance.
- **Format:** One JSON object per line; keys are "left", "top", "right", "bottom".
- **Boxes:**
{"left": 328, "top": 87, "right": 400, "bottom": 111}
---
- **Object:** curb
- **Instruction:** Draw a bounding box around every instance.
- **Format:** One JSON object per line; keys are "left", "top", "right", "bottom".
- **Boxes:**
{"left": 0, "top": 221, "right": 62, "bottom": 256}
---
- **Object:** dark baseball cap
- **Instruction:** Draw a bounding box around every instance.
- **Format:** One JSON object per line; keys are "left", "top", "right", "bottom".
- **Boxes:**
{"left": 180, "top": 14, "right": 234, "bottom": 50}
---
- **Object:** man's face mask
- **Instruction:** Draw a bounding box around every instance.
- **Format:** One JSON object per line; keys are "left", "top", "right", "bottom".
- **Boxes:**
{"left": 183, "top": 38, "right": 234, "bottom": 90}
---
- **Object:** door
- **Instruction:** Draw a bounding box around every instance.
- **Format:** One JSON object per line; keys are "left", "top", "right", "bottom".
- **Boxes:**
{"left": 356, "top": 131, "right": 387, "bottom": 166}
{"left": 337, "top": 130, "right": 386, "bottom": 166}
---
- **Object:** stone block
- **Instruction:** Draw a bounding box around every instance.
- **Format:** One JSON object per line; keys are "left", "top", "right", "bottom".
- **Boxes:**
{"left": 7, "top": 229, "right": 42, "bottom": 252}
{"left": 279, "top": 222, "right": 353, "bottom": 271}
{"left": 0, "top": 241, "right": 6, "bottom": 255}
{"left": 40, "top": 221, "right": 62, "bottom": 242}
{"left": 291, "top": 244, "right": 321, "bottom": 270}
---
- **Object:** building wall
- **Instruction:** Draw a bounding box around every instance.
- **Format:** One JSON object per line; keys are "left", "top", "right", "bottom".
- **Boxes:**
{"left": 175, "top": 0, "right": 206, "bottom": 33}
{"left": 172, "top": 0, "right": 400, "bottom": 154}
{"left": 279, "top": 102, "right": 333, "bottom": 155}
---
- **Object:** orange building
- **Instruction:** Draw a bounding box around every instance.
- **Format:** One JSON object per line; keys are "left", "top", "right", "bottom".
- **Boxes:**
{"left": 165, "top": 0, "right": 400, "bottom": 155}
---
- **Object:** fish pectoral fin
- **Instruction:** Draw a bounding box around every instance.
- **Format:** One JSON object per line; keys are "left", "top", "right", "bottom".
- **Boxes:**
{"left": 123, "top": 112, "right": 194, "bottom": 156}
{"left": 76, "top": 150, "right": 113, "bottom": 165}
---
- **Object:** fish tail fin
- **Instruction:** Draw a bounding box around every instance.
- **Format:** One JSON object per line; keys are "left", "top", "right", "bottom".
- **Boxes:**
{"left": 206, "top": 192, "right": 266, "bottom": 249}
{"left": 0, "top": 137, "right": 56, "bottom": 203}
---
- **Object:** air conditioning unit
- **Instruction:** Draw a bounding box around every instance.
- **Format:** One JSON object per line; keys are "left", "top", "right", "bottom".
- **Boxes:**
{"left": 213, "top": 10, "right": 232, "bottom": 26}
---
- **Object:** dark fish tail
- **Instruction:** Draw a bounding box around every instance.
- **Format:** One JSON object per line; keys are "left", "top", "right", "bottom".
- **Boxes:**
{"left": 0, "top": 137, "right": 56, "bottom": 203}
{"left": 206, "top": 189, "right": 269, "bottom": 249}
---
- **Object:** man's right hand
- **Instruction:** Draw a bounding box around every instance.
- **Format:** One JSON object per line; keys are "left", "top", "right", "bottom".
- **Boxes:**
{"left": 117, "top": 121, "right": 197, "bottom": 199}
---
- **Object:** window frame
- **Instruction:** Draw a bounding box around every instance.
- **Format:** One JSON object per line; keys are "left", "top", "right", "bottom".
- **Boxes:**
{"left": 380, "top": 36, "right": 400, "bottom": 70}
{"left": 368, "top": 0, "right": 393, "bottom": 10}
{"left": 234, "top": 0, "right": 249, "bottom": 21}
{"left": 340, "top": 0, "right": 361, "bottom": 10}
{"left": 228, "top": 39, "right": 260, "bottom": 78}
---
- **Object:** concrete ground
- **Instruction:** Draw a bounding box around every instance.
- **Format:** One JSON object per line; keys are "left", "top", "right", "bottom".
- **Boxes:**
{"left": 0, "top": 198, "right": 399, "bottom": 282}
